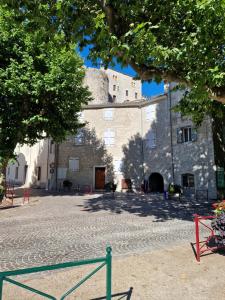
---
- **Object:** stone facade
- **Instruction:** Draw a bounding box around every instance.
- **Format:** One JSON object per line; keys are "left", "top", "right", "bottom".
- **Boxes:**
{"left": 55, "top": 69, "right": 220, "bottom": 199}
{"left": 7, "top": 68, "right": 224, "bottom": 200}
{"left": 7, "top": 139, "right": 55, "bottom": 189}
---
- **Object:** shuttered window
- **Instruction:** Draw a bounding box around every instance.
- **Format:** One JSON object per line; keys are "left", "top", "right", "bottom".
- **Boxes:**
{"left": 104, "top": 129, "right": 115, "bottom": 146}
{"left": 77, "top": 111, "right": 84, "bottom": 122}
{"left": 103, "top": 108, "right": 114, "bottom": 121}
{"left": 146, "top": 130, "right": 156, "bottom": 148}
{"left": 69, "top": 158, "right": 79, "bottom": 171}
{"left": 177, "top": 127, "right": 197, "bottom": 143}
{"left": 145, "top": 105, "right": 156, "bottom": 121}
{"left": 74, "top": 130, "right": 84, "bottom": 145}
{"left": 114, "top": 160, "right": 123, "bottom": 173}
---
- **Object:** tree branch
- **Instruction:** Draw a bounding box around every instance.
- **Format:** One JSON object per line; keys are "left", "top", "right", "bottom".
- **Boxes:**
{"left": 98, "top": 1, "right": 116, "bottom": 33}
{"left": 99, "top": 1, "right": 225, "bottom": 104}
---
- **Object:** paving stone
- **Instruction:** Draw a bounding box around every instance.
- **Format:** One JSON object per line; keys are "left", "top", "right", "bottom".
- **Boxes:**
{"left": 0, "top": 192, "right": 212, "bottom": 271}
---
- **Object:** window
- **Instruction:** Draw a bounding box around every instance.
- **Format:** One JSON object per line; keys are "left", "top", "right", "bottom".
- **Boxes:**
{"left": 112, "top": 95, "right": 116, "bottom": 102}
{"left": 145, "top": 105, "right": 156, "bottom": 121}
{"left": 77, "top": 111, "right": 84, "bottom": 122}
{"left": 114, "top": 160, "right": 123, "bottom": 174}
{"left": 182, "top": 174, "right": 195, "bottom": 188}
{"left": 74, "top": 130, "right": 84, "bottom": 145}
{"left": 104, "top": 129, "right": 115, "bottom": 146}
{"left": 36, "top": 167, "right": 41, "bottom": 181}
{"left": 177, "top": 127, "right": 197, "bottom": 143}
{"left": 69, "top": 158, "right": 79, "bottom": 172}
{"left": 113, "top": 85, "right": 116, "bottom": 91}
{"left": 135, "top": 92, "right": 138, "bottom": 99}
{"left": 7, "top": 167, "right": 10, "bottom": 176}
{"left": 146, "top": 130, "right": 156, "bottom": 148}
{"left": 103, "top": 108, "right": 114, "bottom": 121}
{"left": 15, "top": 167, "right": 19, "bottom": 179}
{"left": 117, "top": 86, "right": 119, "bottom": 91}
{"left": 113, "top": 75, "right": 117, "bottom": 80}
{"left": 126, "top": 90, "right": 128, "bottom": 96}
{"left": 131, "top": 81, "right": 135, "bottom": 87}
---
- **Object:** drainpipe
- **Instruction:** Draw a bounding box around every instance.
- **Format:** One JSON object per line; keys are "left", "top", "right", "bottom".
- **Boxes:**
{"left": 46, "top": 139, "right": 50, "bottom": 190}
{"left": 168, "top": 83, "right": 175, "bottom": 183}
{"left": 140, "top": 104, "right": 145, "bottom": 185}
{"left": 55, "top": 143, "right": 59, "bottom": 191}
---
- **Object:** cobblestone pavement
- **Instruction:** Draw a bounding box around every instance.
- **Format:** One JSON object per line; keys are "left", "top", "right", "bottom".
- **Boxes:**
{"left": 0, "top": 191, "right": 213, "bottom": 271}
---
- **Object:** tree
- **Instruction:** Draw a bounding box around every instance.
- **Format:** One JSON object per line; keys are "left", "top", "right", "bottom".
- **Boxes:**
{"left": 0, "top": 4, "right": 91, "bottom": 169}
{"left": 4, "top": 0, "right": 224, "bottom": 122}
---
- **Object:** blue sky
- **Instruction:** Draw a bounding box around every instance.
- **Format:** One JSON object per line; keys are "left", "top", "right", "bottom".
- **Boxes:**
{"left": 79, "top": 47, "right": 164, "bottom": 97}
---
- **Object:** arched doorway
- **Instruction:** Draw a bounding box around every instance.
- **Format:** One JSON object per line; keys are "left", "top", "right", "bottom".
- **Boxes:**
{"left": 149, "top": 173, "right": 164, "bottom": 193}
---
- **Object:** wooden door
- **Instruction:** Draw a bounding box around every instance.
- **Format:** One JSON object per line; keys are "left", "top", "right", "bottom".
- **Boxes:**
{"left": 95, "top": 167, "right": 105, "bottom": 189}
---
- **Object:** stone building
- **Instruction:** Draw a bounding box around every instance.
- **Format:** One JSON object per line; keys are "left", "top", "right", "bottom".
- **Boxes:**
{"left": 7, "top": 68, "right": 225, "bottom": 200}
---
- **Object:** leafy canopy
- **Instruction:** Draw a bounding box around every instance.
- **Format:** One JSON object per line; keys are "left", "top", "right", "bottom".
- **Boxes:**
{"left": 4, "top": 0, "right": 225, "bottom": 122}
{"left": 0, "top": 4, "right": 91, "bottom": 163}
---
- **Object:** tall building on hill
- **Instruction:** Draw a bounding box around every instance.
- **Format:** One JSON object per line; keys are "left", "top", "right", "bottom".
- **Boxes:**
{"left": 7, "top": 68, "right": 225, "bottom": 200}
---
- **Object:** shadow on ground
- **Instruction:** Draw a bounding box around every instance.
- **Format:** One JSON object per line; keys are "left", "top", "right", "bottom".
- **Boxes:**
{"left": 90, "top": 287, "right": 133, "bottom": 300}
{"left": 81, "top": 192, "right": 213, "bottom": 222}
{"left": 9, "top": 187, "right": 214, "bottom": 222}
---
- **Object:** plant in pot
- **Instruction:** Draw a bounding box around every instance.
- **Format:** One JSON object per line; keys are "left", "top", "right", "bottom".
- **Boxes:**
{"left": 104, "top": 182, "right": 117, "bottom": 193}
{"left": 63, "top": 180, "right": 72, "bottom": 191}
{"left": 211, "top": 200, "right": 225, "bottom": 246}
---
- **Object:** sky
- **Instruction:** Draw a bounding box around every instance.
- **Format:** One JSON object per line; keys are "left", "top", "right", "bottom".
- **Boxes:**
{"left": 79, "top": 46, "right": 164, "bottom": 98}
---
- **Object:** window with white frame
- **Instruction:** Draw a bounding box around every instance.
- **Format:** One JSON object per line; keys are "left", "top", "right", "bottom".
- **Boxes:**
{"left": 177, "top": 127, "right": 197, "bottom": 143}
{"left": 69, "top": 158, "right": 79, "bottom": 172}
{"left": 74, "top": 129, "right": 84, "bottom": 145}
{"left": 103, "top": 108, "right": 114, "bottom": 121}
{"left": 146, "top": 130, "right": 156, "bottom": 148}
{"left": 114, "top": 160, "right": 123, "bottom": 174}
{"left": 145, "top": 105, "right": 156, "bottom": 122}
{"left": 103, "top": 129, "right": 115, "bottom": 146}
{"left": 77, "top": 111, "right": 84, "bottom": 122}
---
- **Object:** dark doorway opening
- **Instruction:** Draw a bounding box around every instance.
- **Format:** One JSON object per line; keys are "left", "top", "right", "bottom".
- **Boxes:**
{"left": 149, "top": 173, "right": 164, "bottom": 193}
{"left": 95, "top": 167, "right": 106, "bottom": 190}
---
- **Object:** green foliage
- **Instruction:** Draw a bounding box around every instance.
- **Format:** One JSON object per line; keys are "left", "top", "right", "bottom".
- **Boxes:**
{"left": 3, "top": 0, "right": 225, "bottom": 121}
{"left": 0, "top": 4, "right": 91, "bottom": 163}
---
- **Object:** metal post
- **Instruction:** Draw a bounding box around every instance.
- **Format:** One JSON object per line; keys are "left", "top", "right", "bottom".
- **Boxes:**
{"left": 106, "top": 247, "right": 112, "bottom": 300}
{"left": 194, "top": 214, "right": 200, "bottom": 262}
{"left": 0, "top": 277, "right": 3, "bottom": 300}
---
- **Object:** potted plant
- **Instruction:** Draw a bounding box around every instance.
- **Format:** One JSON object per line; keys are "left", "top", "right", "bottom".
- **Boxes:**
{"left": 104, "top": 182, "right": 117, "bottom": 193}
{"left": 63, "top": 179, "right": 72, "bottom": 191}
{"left": 211, "top": 200, "right": 225, "bottom": 246}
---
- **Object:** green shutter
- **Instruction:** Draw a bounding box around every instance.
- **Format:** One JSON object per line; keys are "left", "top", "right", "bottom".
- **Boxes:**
{"left": 216, "top": 167, "right": 225, "bottom": 188}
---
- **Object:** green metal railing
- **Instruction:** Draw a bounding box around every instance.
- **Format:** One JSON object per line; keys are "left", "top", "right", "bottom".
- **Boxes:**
{"left": 0, "top": 247, "right": 112, "bottom": 300}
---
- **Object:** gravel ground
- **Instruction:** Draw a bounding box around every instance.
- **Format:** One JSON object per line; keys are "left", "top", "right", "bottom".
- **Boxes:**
{"left": 1, "top": 190, "right": 222, "bottom": 299}
{"left": 2, "top": 244, "right": 225, "bottom": 300}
